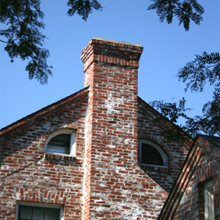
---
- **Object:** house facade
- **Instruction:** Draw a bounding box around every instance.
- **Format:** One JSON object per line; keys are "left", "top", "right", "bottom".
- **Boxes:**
{"left": 159, "top": 135, "right": 220, "bottom": 220}
{"left": 0, "top": 38, "right": 219, "bottom": 220}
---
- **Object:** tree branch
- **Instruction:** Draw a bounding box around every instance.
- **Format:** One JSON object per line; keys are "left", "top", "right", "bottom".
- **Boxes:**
{"left": 173, "top": 0, "right": 183, "bottom": 10}
{"left": 0, "top": 39, "right": 9, "bottom": 44}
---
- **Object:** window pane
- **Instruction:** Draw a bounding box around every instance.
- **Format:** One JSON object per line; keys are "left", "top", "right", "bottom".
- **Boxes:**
{"left": 33, "top": 209, "right": 44, "bottom": 220}
{"left": 141, "top": 143, "right": 163, "bottom": 165}
{"left": 20, "top": 208, "right": 32, "bottom": 219}
{"left": 45, "top": 210, "right": 59, "bottom": 220}
{"left": 19, "top": 205, "right": 60, "bottom": 220}
{"left": 46, "top": 134, "right": 70, "bottom": 154}
{"left": 205, "top": 182, "right": 214, "bottom": 220}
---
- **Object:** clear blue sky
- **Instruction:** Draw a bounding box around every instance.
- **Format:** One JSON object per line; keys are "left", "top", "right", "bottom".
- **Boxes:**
{"left": 0, "top": 0, "right": 219, "bottom": 129}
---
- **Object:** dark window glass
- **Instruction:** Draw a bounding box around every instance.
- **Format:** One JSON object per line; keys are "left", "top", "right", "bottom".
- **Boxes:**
{"left": 18, "top": 205, "right": 60, "bottom": 220}
{"left": 46, "top": 134, "right": 70, "bottom": 154}
{"left": 141, "top": 143, "right": 163, "bottom": 166}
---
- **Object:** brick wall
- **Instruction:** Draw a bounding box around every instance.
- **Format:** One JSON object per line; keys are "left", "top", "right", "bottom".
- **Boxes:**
{"left": 138, "top": 99, "right": 190, "bottom": 192}
{"left": 0, "top": 91, "right": 88, "bottom": 220}
{"left": 173, "top": 138, "right": 220, "bottom": 220}
{"left": 0, "top": 37, "right": 195, "bottom": 220}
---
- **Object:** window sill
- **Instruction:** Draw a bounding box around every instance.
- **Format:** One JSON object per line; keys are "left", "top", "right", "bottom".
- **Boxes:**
{"left": 44, "top": 153, "right": 77, "bottom": 163}
{"left": 140, "top": 164, "right": 169, "bottom": 173}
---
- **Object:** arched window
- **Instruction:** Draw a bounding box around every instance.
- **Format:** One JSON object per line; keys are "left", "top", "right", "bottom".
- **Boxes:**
{"left": 45, "top": 129, "right": 76, "bottom": 156}
{"left": 140, "top": 140, "right": 168, "bottom": 167}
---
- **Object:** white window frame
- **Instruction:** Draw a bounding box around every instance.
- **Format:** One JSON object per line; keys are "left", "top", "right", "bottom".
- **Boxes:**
{"left": 204, "top": 181, "right": 214, "bottom": 220}
{"left": 16, "top": 201, "right": 64, "bottom": 220}
{"left": 140, "top": 140, "right": 168, "bottom": 167}
{"left": 44, "top": 129, "right": 76, "bottom": 156}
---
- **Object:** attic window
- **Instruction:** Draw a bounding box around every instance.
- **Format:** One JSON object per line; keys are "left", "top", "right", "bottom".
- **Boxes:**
{"left": 140, "top": 140, "right": 168, "bottom": 167}
{"left": 45, "top": 130, "right": 76, "bottom": 156}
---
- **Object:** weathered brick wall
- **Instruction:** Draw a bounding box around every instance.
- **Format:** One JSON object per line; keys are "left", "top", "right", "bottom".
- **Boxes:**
{"left": 0, "top": 37, "right": 197, "bottom": 220}
{"left": 0, "top": 91, "right": 88, "bottom": 220}
{"left": 173, "top": 140, "right": 220, "bottom": 220}
{"left": 138, "top": 99, "right": 190, "bottom": 192}
{"left": 81, "top": 38, "right": 169, "bottom": 220}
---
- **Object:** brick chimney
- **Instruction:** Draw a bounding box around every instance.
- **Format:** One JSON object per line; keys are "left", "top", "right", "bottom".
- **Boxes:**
{"left": 81, "top": 38, "right": 167, "bottom": 219}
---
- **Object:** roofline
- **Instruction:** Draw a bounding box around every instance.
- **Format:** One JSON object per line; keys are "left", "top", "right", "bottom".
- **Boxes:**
{"left": 0, "top": 86, "right": 89, "bottom": 136}
{"left": 138, "top": 96, "right": 193, "bottom": 146}
{"left": 158, "top": 135, "right": 203, "bottom": 219}
{"left": 198, "top": 134, "right": 220, "bottom": 150}
{"left": 0, "top": 93, "right": 191, "bottom": 140}
{"left": 158, "top": 134, "right": 220, "bottom": 219}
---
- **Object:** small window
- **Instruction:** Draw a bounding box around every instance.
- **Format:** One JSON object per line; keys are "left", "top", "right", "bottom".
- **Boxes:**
{"left": 17, "top": 203, "right": 63, "bottom": 220}
{"left": 45, "top": 130, "right": 76, "bottom": 156}
{"left": 141, "top": 143, "right": 163, "bottom": 165}
{"left": 47, "top": 134, "right": 70, "bottom": 154}
{"left": 140, "top": 140, "right": 168, "bottom": 167}
{"left": 204, "top": 182, "right": 214, "bottom": 220}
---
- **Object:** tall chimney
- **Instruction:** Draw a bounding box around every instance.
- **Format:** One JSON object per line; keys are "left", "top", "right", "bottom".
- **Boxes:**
{"left": 81, "top": 38, "right": 167, "bottom": 219}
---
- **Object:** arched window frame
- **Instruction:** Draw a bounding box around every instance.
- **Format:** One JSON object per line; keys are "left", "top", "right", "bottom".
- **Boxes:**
{"left": 44, "top": 129, "right": 76, "bottom": 156}
{"left": 139, "top": 139, "right": 168, "bottom": 167}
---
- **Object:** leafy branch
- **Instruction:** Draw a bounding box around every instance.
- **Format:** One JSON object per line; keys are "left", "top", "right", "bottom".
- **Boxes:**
{"left": 178, "top": 52, "right": 220, "bottom": 92}
{"left": 0, "top": 0, "right": 52, "bottom": 84}
{"left": 151, "top": 52, "right": 220, "bottom": 139}
{"left": 67, "top": 0, "right": 103, "bottom": 21}
{"left": 147, "top": 0, "right": 204, "bottom": 31}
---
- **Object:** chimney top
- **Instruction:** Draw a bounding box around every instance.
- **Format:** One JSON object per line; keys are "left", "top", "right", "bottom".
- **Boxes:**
{"left": 81, "top": 38, "right": 143, "bottom": 72}
{"left": 84, "top": 37, "right": 142, "bottom": 48}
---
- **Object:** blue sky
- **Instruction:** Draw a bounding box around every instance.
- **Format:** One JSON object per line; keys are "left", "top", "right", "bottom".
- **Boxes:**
{"left": 0, "top": 0, "right": 219, "bottom": 129}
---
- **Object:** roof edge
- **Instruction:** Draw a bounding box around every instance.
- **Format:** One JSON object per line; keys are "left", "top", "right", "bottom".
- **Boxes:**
{"left": 158, "top": 134, "right": 220, "bottom": 219}
{"left": 0, "top": 86, "right": 89, "bottom": 136}
{"left": 138, "top": 96, "right": 193, "bottom": 147}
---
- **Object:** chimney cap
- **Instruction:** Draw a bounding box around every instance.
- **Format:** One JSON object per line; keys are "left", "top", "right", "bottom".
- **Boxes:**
{"left": 81, "top": 37, "right": 143, "bottom": 71}
{"left": 90, "top": 37, "right": 142, "bottom": 47}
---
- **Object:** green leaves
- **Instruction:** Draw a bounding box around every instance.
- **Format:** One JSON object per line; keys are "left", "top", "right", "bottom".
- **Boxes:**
{"left": 147, "top": 1, "right": 218, "bottom": 139}
{"left": 67, "top": 0, "right": 102, "bottom": 21}
{"left": 151, "top": 52, "right": 220, "bottom": 139}
{"left": 177, "top": 52, "right": 219, "bottom": 136}
{"left": 0, "top": 0, "right": 52, "bottom": 84}
{"left": 151, "top": 98, "right": 191, "bottom": 124}
{"left": 178, "top": 52, "right": 220, "bottom": 92}
{"left": 1, "top": 0, "right": 103, "bottom": 84}
{"left": 0, "top": 0, "right": 207, "bottom": 84}
{"left": 148, "top": 0, "right": 204, "bottom": 31}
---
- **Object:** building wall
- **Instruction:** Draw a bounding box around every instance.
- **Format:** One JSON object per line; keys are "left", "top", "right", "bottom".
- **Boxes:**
{"left": 0, "top": 93, "right": 88, "bottom": 220}
{"left": 173, "top": 143, "right": 220, "bottom": 220}
{"left": 0, "top": 38, "right": 195, "bottom": 220}
{"left": 138, "top": 99, "right": 190, "bottom": 192}
{"left": 81, "top": 38, "right": 169, "bottom": 220}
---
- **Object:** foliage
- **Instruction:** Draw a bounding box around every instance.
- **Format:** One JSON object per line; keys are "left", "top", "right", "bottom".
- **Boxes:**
{"left": 148, "top": 0, "right": 204, "bottom": 31}
{"left": 151, "top": 52, "right": 220, "bottom": 139}
{"left": 67, "top": 0, "right": 205, "bottom": 31}
{"left": 0, "top": 0, "right": 52, "bottom": 84}
{"left": 67, "top": 0, "right": 102, "bottom": 21}
{"left": 0, "top": 0, "right": 205, "bottom": 84}
{"left": 178, "top": 52, "right": 220, "bottom": 93}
